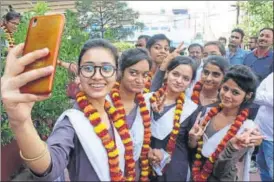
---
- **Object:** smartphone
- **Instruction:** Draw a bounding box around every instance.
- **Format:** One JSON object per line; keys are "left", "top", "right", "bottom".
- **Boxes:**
{"left": 19, "top": 14, "right": 65, "bottom": 95}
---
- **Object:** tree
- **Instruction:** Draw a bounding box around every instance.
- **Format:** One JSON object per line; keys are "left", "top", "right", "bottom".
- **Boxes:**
{"left": 75, "top": 0, "right": 143, "bottom": 40}
{"left": 239, "top": 1, "right": 273, "bottom": 37}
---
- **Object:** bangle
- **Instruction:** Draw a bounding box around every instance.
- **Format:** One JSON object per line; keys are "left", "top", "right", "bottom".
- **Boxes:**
{"left": 19, "top": 142, "right": 48, "bottom": 162}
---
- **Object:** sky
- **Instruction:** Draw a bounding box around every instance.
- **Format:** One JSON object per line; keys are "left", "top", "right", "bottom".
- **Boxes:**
{"left": 126, "top": 1, "right": 238, "bottom": 41}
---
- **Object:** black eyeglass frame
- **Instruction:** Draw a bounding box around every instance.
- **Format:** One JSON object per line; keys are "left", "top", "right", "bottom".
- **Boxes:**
{"left": 79, "top": 65, "right": 117, "bottom": 78}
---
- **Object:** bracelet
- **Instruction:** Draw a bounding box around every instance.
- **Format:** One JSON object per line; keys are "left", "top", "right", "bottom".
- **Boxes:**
{"left": 19, "top": 142, "right": 48, "bottom": 162}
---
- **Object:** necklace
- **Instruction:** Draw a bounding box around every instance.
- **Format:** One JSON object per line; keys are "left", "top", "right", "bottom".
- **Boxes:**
{"left": 192, "top": 104, "right": 249, "bottom": 181}
{"left": 110, "top": 82, "right": 152, "bottom": 181}
{"left": 1, "top": 24, "right": 15, "bottom": 49}
{"left": 76, "top": 91, "right": 136, "bottom": 181}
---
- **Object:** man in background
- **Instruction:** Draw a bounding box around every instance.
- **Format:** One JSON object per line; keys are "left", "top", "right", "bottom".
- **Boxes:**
{"left": 218, "top": 36, "right": 227, "bottom": 48}
{"left": 135, "top": 35, "right": 151, "bottom": 48}
{"left": 188, "top": 43, "right": 204, "bottom": 82}
{"left": 248, "top": 36, "right": 258, "bottom": 51}
{"left": 226, "top": 28, "right": 248, "bottom": 65}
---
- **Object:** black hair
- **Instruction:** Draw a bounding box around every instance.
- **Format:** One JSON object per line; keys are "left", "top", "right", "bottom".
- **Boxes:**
{"left": 204, "top": 41, "right": 226, "bottom": 56}
{"left": 3, "top": 6, "right": 21, "bottom": 22}
{"left": 119, "top": 48, "right": 152, "bottom": 75}
{"left": 167, "top": 56, "right": 197, "bottom": 81}
{"left": 78, "top": 39, "right": 119, "bottom": 73}
{"left": 146, "top": 34, "right": 170, "bottom": 50}
{"left": 249, "top": 36, "right": 258, "bottom": 42}
{"left": 169, "top": 46, "right": 176, "bottom": 53}
{"left": 138, "top": 35, "right": 151, "bottom": 42}
{"left": 222, "top": 65, "right": 258, "bottom": 109}
{"left": 259, "top": 27, "right": 274, "bottom": 34}
{"left": 203, "top": 55, "right": 229, "bottom": 74}
{"left": 218, "top": 37, "right": 227, "bottom": 44}
{"left": 188, "top": 43, "right": 204, "bottom": 52}
{"left": 231, "top": 28, "right": 245, "bottom": 40}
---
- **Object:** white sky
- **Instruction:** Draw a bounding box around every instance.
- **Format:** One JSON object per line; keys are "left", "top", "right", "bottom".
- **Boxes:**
{"left": 126, "top": 1, "right": 238, "bottom": 40}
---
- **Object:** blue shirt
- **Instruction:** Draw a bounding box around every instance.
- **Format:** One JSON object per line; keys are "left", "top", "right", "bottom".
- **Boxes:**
{"left": 243, "top": 49, "right": 273, "bottom": 82}
{"left": 226, "top": 47, "right": 249, "bottom": 65}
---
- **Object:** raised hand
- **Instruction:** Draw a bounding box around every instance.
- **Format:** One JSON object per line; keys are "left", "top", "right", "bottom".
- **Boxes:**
{"left": 1, "top": 44, "right": 54, "bottom": 128}
{"left": 230, "top": 128, "right": 264, "bottom": 150}
{"left": 188, "top": 112, "right": 204, "bottom": 148}
{"left": 160, "top": 42, "right": 185, "bottom": 71}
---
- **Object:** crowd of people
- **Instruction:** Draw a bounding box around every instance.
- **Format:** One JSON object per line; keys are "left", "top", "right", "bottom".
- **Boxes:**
{"left": 1, "top": 8, "right": 273, "bottom": 182}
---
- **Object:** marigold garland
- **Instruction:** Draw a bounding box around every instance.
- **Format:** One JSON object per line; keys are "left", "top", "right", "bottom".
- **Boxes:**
{"left": 192, "top": 104, "right": 249, "bottom": 182}
{"left": 191, "top": 81, "right": 203, "bottom": 104}
{"left": 143, "top": 71, "right": 153, "bottom": 94}
{"left": 1, "top": 24, "right": 15, "bottom": 49}
{"left": 110, "top": 82, "right": 152, "bottom": 181}
{"left": 150, "top": 85, "right": 185, "bottom": 173}
{"left": 76, "top": 91, "right": 136, "bottom": 181}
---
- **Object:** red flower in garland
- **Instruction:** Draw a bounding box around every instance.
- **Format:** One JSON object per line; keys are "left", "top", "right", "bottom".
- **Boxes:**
{"left": 191, "top": 81, "right": 203, "bottom": 104}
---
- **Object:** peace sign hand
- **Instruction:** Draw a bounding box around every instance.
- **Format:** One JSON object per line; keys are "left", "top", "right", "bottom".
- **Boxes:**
{"left": 188, "top": 112, "right": 204, "bottom": 148}
{"left": 230, "top": 128, "right": 264, "bottom": 150}
{"left": 159, "top": 42, "right": 184, "bottom": 71}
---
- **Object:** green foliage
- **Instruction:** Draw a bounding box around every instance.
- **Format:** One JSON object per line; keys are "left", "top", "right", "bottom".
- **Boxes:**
{"left": 113, "top": 42, "right": 135, "bottom": 52}
{"left": 239, "top": 1, "right": 273, "bottom": 37}
{"left": 75, "top": 0, "right": 143, "bottom": 40}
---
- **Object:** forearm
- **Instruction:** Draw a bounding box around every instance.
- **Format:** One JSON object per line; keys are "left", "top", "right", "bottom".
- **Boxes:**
{"left": 11, "top": 120, "right": 51, "bottom": 174}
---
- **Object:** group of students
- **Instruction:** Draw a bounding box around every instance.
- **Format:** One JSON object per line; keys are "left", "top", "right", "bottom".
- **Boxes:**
{"left": 1, "top": 32, "right": 266, "bottom": 182}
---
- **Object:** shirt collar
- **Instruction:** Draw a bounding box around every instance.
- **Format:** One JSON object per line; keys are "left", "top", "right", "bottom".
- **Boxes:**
{"left": 254, "top": 48, "right": 270, "bottom": 58}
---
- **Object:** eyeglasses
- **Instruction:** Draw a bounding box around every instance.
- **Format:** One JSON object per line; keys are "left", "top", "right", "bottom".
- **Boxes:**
{"left": 80, "top": 65, "right": 116, "bottom": 78}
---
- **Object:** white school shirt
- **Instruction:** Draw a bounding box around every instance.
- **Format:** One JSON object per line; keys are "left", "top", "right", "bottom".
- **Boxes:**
{"left": 254, "top": 72, "right": 273, "bottom": 141}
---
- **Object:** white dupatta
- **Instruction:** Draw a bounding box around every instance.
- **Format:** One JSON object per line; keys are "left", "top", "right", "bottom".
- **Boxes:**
{"left": 150, "top": 95, "right": 198, "bottom": 140}
{"left": 53, "top": 109, "right": 125, "bottom": 181}
{"left": 201, "top": 116, "right": 255, "bottom": 181}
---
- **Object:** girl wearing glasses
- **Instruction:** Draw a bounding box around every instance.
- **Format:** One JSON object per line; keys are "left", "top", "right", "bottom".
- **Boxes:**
{"left": 1, "top": 6, "right": 21, "bottom": 52}
{"left": 1, "top": 39, "right": 144, "bottom": 181}
{"left": 106, "top": 48, "right": 153, "bottom": 180}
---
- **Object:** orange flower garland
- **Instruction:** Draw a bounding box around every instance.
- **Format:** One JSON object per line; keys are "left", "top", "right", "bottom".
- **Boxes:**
{"left": 110, "top": 82, "right": 152, "bottom": 181}
{"left": 150, "top": 85, "right": 185, "bottom": 173}
{"left": 191, "top": 81, "right": 203, "bottom": 104}
{"left": 76, "top": 91, "right": 136, "bottom": 181}
{"left": 143, "top": 71, "right": 153, "bottom": 94}
{"left": 192, "top": 104, "right": 249, "bottom": 182}
{"left": 1, "top": 24, "right": 15, "bottom": 49}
